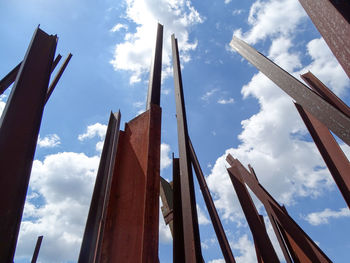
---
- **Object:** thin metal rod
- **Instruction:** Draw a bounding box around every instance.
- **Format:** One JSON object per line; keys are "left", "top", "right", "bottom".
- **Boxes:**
{"left": 230, "top": 36, "right": 350, "bottom": 146}
{"left": 298, "top": 0, "right": 350, "bottom": 78}
{"left": 146, "top": 23, "right": 163, "bottom": 109}
{"left": 31, "top": 236, "right": 43, "bottom": 263}
{"left": 78, "top": 111, "right": 121, "bottom": 263}
{"left": 189, "top": 138, "right": 236, "bottom": 263}
{"left": 171, "top": 34, "right": 203, "bottom": 262}
{"left": 0, "top": 27, "right": 57, "bottom": 262}
{"left": 45, "top": 53, "right": 72, "bottom": 103}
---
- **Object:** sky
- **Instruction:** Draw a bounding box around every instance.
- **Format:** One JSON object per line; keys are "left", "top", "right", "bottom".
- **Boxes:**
{"left": 0, "top": 0, "right": 349, "bottom": 262}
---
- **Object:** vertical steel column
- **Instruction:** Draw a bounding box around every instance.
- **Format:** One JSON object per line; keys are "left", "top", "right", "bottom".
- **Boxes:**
{"left": 171, "top": 34, "right": 203, "bottom": 262}
{"left": 0, "top": 28, "right": 57, "bottom": 262}
{"left": 230, "top": 36, "right": 350, "bottom": 146}
{"left": 227, "top": 166, "right": 279, "bottom": 263}
{"left": 78, "top": 111, "right": 121, "bottom": 263}
{"left": 31, "top": 236, "right": 43, "bottom": 263}
{"left": 189, "top": 139, "right": 236, "bottom": 263}
{"left": 298, "top": 0, "right": 350, "bottom": 78}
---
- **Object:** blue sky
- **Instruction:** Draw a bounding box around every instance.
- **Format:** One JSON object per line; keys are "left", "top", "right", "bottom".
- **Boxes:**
{"left": 1, "top": 0, "right": 349, "bottom": 262}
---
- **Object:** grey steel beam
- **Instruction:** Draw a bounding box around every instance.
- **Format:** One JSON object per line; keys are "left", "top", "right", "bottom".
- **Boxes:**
{"left": 171, "top": 34, "right": 203, "bottom": 262}
{"left": 298, "top": 0, "right": 350, "bottom": 78}
{"left": 146, "top": 23, "right": 163, "bottom": 110}
{"left": 31, "top": 236, "right": 43, "bottom": 263}
{"left": 189, "top": 138, "right": 236, "bottom": 263}
{"left": 230, "top": 36, "right": 350, "bottom": 146}
{"left": 78, "top": 111, "right": 121, "bottom": 263}
{"left": 0, "top": 27, "right": 57, "bottom": 263}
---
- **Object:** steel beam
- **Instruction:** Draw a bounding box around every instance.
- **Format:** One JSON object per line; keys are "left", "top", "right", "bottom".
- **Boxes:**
{"left": 0, "top": 27, "right": 57, "bottom": 262}
{"left": 189, "top": 138, "right": 236, "bottom": 263}
{"left": 31, "top": 236, "right": 43, "bottom": 263}
{"left": 298, "top": 0, "right": 350, "bottom": 78}
{"left": 226, "top": 154, "right": 332, "bottom": 262}
{"left": 230, "top": 36, "right": 350, "bottom": 146}
{"left": 160, "top": 176, "right": 174, "bottom": 235}
{"left": 78, "top": 111, "right": 121, "bottom": 263}
{"left": 171, "top": 34, "right": 203, "bottom": 262}
{"left": 227, "top": 166, "right": 279, "bottom": 263}
{"left": 146, "top": 23, "right": 163, "bottom": 110}
{"left": 295, "top": 103, "right": 350, "bottom": 208}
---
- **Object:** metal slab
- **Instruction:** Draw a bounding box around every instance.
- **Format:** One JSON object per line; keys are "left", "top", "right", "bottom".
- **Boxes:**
{"left": 230, "top": 36, "right": 350, "bottom": 146}
{"left": 160, "top": 176, "right": 174, "bottom": 235}
{"left": 31, "top": 236, "right": 43, "bottom": 263}
{"left": 171, "top": 34, "right": 203, "bottom": 262}
{"left": 0, "top": 27, "right": 57, "bottom": 262}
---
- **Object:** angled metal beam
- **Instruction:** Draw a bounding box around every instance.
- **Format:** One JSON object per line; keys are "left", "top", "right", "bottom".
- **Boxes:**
{"left": 31, "top": 236, "right": 43, "bottom": 263}
{"left": 146, "top": 23, "right": 163, "bottom": 109}
{"left": 160, "top": 176, "right": 174, "bottom": 235}
{"left": 189, "top": 138, "right": 236, "bottom": 263}
{"left": 0, "top": 27, "right": 57, "bottom": 262}
{"left": 230, "top": 36, "right": 350, "bottom": 146}
{"left": 298, "top": 0, "right": 350, "bottom": 78}
{"left": 227, "top": 166, "right": 280, "bottom": 263}
{"left": 171, "top": 34, "right": 203, "bottom": 262}
{"left": 295, "top": 103, "right": 350, "bottom": 208}
{"left": 45, "top": 53, "right": 72, "bottom": 103}
{"left": 78, "top": 111, "right": 121, "bottom": 263}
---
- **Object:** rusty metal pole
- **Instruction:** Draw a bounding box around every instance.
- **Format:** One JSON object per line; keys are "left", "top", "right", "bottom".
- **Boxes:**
{"left": 31, "top": 236, "right": 43, "bottom": 263}
{"left": 171, "top": 34, "right": 203, "bottom": 263}
{"left": 230, "top": 36, "right": 350, "bottom": 146}
{"left": 189, "top": 138, "right": 236, "bottom": 263}
{"left": 0, "top": 27, "right": 57, "bottom": 263}
{"left": 227, "top": 166, "right": 280, "bottom": 263}
{"left": 78, "top": 111, "right": 121, "bottom": 263}
{"left": 298, "top": 0, "right": 350, "bottom": 78}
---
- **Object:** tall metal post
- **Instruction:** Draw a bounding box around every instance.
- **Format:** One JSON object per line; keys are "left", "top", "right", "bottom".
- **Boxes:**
{"left": 171, "top": 34, "right": 203, "bottom": 262}
{"left": 0, "top": 27, "right": 57, "bottom": 262}
{"left": 298, "top": 0, "right": 350, "bottom": 78}
{"left": 31, "top": 236, "right": 43, "bottom": 263}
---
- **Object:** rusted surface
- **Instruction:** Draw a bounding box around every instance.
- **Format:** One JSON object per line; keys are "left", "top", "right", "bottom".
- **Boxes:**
{"left": 298, "top": 0, "right": 350, "bottom": 78}
{"left": 78, "top": 111, "right": 121, "bottom": 263}
{"left": 146, "top": 23, "right": 163, "bottom": 109}
{"left": 227, "top": 166, "right": 279, "bottom": 263}
{"left": 160, "top": 176, "right": 174, "bottom": 234}
{"left": 189, "top": 139, "right": 236, "bottom": 263}
{"left": 230, "top": 36, "right": 350, "bottom": 146}
{"left": 99, "top": 105, "right": 161, "bottom": 263}
{"left": 295, "top": 103, "right": 350, "bottom": 208}
{"left": 226, "top": 154, "right": 332, "bottom": 262}
{"left": 31, "top": 236, "right": 43, "bottom": 263}
{"left": 172, "top": 34, "right": 203, "bottom": 262}
{"left": 0, "top": 27, "right": 57, "bottom": 262}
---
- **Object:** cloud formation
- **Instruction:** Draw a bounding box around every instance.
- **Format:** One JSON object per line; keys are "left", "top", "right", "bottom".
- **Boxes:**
{"left": 37, "top": 134, "right": 61, "bottom": 148}
{"left": 305, "top": 207, "right": 350, "bottom": 226}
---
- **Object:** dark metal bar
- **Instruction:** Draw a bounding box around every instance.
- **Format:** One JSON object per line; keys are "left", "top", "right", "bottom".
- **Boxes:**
{"left": 160, "top": 176, "right": 174, "bottom": 235}
{"left": 301, "top": 71, "right": 350, "bottom": 118}
{"left": 295, "top": 103, "right": 350, "bottom": 208}
{"left": 230, "top": 36, "right": 350, "bottom": 146}
{"left": 0, "top": 27, "right": 57, "bottom": 262}
{"left": 189, "top": 138, "right": 236, "bottom": 263}
{"left": 0, "top": 54, "right": 61, "bottom": 96}
{"left": 31, "top": 236, "right": 43, "bottom": 263}
{"left": 298, "top": 0, "right": 350, "bottom": 78}
{"left": 146, "top": 23, "right": 163, "bottom": 109}
{"left": 45, "top": 53, "right": 72, "bottom": 103}
{"left": 171, "top": 33, "right": 203, "bottom": 262}
{"left": 78, "top": 111, "right": 121, "bottom": 263}
{"left": 227, "top": 166, "right": 280, "bottom": 262}
{"left": 226, "top": 154, "right": 332, "bottom": 262}
{"left": 173, "top": 157, "right": 186, "bottom": 263}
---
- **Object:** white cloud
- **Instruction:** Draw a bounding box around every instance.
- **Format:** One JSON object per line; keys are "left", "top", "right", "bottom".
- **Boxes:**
{"left": 232, "top": 9, "right": 243, "bottom": 15}
{"left": 0, "top": 94, "right": 6, "bottom": 117}
{"left": 201, "top": 88, "right": 219, "bottom": 101}
{"left": 304, "top": 207, "right": 350, "bottom": 226}
{"left": 161, "top": 143, "right": 172, "bottom": 170}
{"left": 15, "top": 152, "right": 100, "bottom": 262}
{"left": 208, "top": 259, "right": 225, "bottom": 263}
{"left": 78, "top": 123, "right": 107, "bottom": 152}
{"left": 133, "top": 101, "right": 144, "bottom": 108}
{"left": 37, "top": 134, "right": 61, "bottom": 148}
{"left": 224, "top": 0, "right": 232, "bottom": 5}
{"left": 217, "top": 98, "right": 234, "bottom": 104}
{"left": 110, "top": 0, "right": 204, "bottom": 84}
{"left": 196, "top": 204, "right": 210, "bottom": 225}
{"left": 232, "top": 234, "right": 256, "bottom": 263}
{"left": 110, "top": 23, "right": 128, "bottom": 32}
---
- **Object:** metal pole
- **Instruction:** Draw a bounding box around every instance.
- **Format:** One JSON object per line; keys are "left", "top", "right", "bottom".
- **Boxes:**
{"left": 171, "top": 34, "right": 203, "bottom": 262}
{"left": 31, "top": 236, "right": 43, "bottom": 263}
{"left": 0, "top": 27, "right": 57, "bottom": 262}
